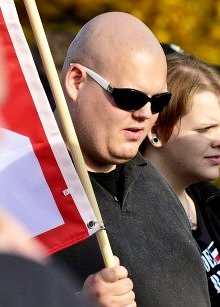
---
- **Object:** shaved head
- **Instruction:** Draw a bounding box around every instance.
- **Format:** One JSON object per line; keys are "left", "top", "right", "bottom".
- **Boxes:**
{"left": 62, "top": 11, "right": 168, "bottom": 171}
{"left": 63, "top": 12, "right": 165, "bottom": 78}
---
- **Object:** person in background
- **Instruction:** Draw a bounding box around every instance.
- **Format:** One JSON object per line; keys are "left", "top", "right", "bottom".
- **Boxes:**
{"left": 160, "top": 42, "right": 185, "bottom": 55}
{"left": 0, "top": 38, "right": 89, "bottom": 307}
{"left": 140, "top": 51, "right": 220, "bottom": 307}
{"left": 54, "top": 11, "right": 211, "bottom": 307}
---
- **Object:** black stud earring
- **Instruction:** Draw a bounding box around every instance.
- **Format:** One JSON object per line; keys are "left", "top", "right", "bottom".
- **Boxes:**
{"left": 151, "top": 136, "right": 160, "bottom": 145}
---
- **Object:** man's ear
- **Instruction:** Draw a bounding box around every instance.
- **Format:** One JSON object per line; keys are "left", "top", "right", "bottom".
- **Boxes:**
{"left": 147, "top": 129, "right": 162, "bottom": 148}
{"left": 64, "top": 63, "right": 86, "bottom": 101}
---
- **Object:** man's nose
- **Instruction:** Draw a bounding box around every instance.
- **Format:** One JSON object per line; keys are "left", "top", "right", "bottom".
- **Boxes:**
{"left": 212, "top": 127, "right": 220, "bottom": 148}
{"left": 132, "top": 102, "right": 155, "bottom": 120}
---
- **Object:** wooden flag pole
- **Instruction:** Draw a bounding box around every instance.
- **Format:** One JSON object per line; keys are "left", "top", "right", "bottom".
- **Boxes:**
{"left": 22, "top": 0, "right": 115, "bottom": 268}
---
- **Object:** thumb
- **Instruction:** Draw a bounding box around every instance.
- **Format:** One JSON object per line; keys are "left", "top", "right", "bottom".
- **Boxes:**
{"left": 113, "top": 255, "right": 120, "bottom": 266}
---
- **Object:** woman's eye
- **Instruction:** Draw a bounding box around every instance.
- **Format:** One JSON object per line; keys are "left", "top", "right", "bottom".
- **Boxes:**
{"left": 197, "top": 128, "right": 208, "bottom": 133}
{"left": 196, "top": 126, "right": 213, "bottom": 133}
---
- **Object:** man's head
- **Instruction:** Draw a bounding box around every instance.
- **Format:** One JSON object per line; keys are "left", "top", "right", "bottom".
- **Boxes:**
{"left": 62, "top": 12, "right": 169, "bottom": 172}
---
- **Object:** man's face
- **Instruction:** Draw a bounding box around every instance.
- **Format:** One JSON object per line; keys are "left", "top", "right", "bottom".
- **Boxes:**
{"left": 162, "top": 91, "right": 220, "bottom": 183}
{"left": 68, "top": 52, "right": 168, "bottom": 172}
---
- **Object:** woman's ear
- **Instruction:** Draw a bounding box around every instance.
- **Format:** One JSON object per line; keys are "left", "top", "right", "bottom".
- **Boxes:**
{"left": 147, "top": 129, "right": 162, "bottom": 148}
{"left": 64, "top": 63, "right": 86, "bottom": 101}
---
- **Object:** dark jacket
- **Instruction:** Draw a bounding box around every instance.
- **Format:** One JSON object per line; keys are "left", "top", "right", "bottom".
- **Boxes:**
{"left": 188, "top": 181, "right": 220, "bottom": 252}
{"left": 55, "top": 154, "right": 211, "bottom": 307}
{"left": 0, "top": 254, "right": 89, "bottom": 307}
{"left": 188, "top": 182, "right": 220, "bottom": 307}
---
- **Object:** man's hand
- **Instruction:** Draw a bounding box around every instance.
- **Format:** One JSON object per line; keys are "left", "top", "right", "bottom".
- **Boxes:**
{"left": 82, "top": 256, "right": 136, "bottom": 307}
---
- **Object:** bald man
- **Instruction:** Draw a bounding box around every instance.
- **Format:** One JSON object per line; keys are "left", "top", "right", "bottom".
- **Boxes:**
{"left": 55, "top": 12, "right": 211, "bottom": 307}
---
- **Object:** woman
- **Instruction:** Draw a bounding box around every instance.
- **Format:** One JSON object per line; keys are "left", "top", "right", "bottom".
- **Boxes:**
{"left": 140, "top": 52, "right": 220, "bottom": 306}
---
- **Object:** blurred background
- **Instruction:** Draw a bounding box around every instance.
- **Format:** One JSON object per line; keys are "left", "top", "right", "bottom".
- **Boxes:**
{"left": 15, "top": 0, "right": 220, "bottom": 186}
{"left": 15, "top": 0, "right": 220, "bottom": 67}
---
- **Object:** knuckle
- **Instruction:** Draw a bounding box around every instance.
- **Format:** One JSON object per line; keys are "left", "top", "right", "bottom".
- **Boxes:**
{"left": 131, "top": 290, "right": 136, "bottom": 301}
{"left": 110, "top": 267, "right": 120, "bottom": 280}
{"left": 122, "top": 277, "right": 133, "bottom": 291}
{"left": 92, "top": 272, "right": 101, "bottom": 284}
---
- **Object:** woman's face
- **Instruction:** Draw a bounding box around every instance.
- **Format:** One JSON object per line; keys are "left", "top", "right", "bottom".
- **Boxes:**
{"left": 162, "top": 90, "right": 220, "bottom": 184}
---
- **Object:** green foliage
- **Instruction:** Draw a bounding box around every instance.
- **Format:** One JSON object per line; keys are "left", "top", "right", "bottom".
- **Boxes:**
{"left": 15, "top": 0, "right": 220, "bottom": 65}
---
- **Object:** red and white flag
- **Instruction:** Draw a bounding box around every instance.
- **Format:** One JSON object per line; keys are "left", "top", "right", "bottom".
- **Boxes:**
{"left": 0, "top": 0, "right": 100, "bottom": 255}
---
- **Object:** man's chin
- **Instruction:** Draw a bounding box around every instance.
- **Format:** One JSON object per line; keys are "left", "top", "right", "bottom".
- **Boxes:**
{"left": 113, "top": 150, "right": 139, "bottom": 164}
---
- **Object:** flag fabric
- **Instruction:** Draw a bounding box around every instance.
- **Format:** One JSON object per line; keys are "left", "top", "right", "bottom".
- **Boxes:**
{"left": 0, "top": 0, "right": 100, "bottom": 255}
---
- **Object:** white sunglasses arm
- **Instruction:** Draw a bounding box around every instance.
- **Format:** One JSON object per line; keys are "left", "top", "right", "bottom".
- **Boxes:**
{"left": 69, "top": 64, "right": 113, "bottom": 93}
{"left": 85, "top": 68, "right": 113, "bottom": 92}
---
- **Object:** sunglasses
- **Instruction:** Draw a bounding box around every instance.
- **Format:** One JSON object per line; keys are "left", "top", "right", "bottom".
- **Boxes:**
{"left": 84, "top": 67, "right": 171, "bottom": 113}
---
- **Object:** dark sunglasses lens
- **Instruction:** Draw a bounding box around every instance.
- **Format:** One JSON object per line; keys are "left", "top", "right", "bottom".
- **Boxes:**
{"left": 112, "top": 89, "right": 146, "bottom": 111}
{"left": 112, "top": 89, "right": 171, "bottom": 113}
{"left": 151, "top": 93, "right": 172, "bottom": 114}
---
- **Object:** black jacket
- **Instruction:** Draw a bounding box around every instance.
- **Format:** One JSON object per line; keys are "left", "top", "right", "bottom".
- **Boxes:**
{"left": 188, "top": 182, "right": 220, "bottom": 252}
{"left": 0, "top": 254, "right": 89, "bottom": 307}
